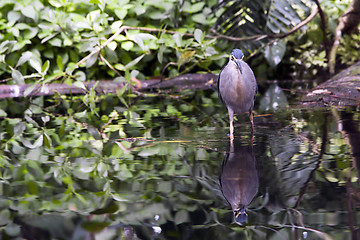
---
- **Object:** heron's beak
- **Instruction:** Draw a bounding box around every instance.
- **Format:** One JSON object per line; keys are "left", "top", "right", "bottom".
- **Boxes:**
{"left": 235, "top": 59, "right": 243, "bottom": 74}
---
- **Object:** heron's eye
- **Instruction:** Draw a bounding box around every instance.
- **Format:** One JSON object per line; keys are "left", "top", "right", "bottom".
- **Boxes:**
{"left": 231, "top": 55, "right": 236, "bottom": 61}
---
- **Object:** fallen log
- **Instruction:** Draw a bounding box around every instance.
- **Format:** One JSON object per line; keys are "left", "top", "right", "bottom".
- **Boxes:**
{"left": 0, "top": 73, "right": 218, "bottom": 99}
{"left": 301, "top": 61, "right": 360, "bottom": 107}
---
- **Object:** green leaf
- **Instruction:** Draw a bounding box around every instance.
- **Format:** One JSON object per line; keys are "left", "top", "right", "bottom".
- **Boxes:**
{"left": 16, "top": 51, "right": 32, "bottom": 68}
{"left": 24, "top": 83, "right": 37, "bottom": 97}
{"left": 194, "top": 29, "right": 203, "bottom": 44}
{"left": 4, "top": 223, "right": 21, "bottom": 237}
{"left": 172, "top": 33, "right": 182, "bottom": 47}
{"left": 264, "top": 39, "right": 286, "bottom": 67}
{"left": 48, "top": 0, "right": 63, "bottom": 7}
{"left": 178, "top": 51, "right": 195, "bottom": 67}
{"left": 174, "top": 210, "right": 189, "bottom": 225}
{"left": 11, "top": 69, "right": 24, "bottom": 84}
{"left": 183, "top": 2, "right": 205, "bottom": 13}
{"left": 0, "top": 109, "right": 7, "bottom": 117}
{"left": 81, "top": 221, "right": 110, "bottom": 233}
{"left": 192, "top": 13, "right": 206, "bottom": 24}
{"left": 0, "top": 40, "right": 16, "bottom": 54}
{"left": 29, "top": 59, "right": 42, "bottom": 74}
{"left": 74, "top": 81, "right": 86, "bottom": 90}
{"left": 74, "top": 71, "right": 86, "bottom": 81}
{"left": 157, "top": 45, "right": 165, "bottom": 63}
{"left": 8, "top": 11, "right": 21, "bottom": 22}
{"left": 41, "top": 33, "right": 59, "bottom": 44}
{"left": 22, "top": 135, "right": 43, "bottom": 149}
{"left": 86, "top": 54, "right": 97, "bottom": 68}
{"left": 43, "top": 132, "right": 52, "bottom": 148}
{"left": 121, "top": 41, "right": 134, "bottom": 51}
{"left": 42, "top": 60, "right": 50, "bottom": 75}
{"left": 56, "top": 55, "right": 63, "bottom": 71}
{"left": 90, "top": 202, "right": 119, "bottom": 215}
{"left": 20, "top": 5, "right": 37, "bottom": 21}
{"left": 124, "top": 54, "right": 145, "bottom": 70}
{"left": 23, "top": 28, "right": 38, "bottom": 40}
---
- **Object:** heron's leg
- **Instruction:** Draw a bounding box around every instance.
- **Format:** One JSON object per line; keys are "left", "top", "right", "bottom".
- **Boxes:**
{"left": 249, "top": 111, "right": 254, "bottom": 133}
{"left": 228, "top": 108, "right": 234, "bottom": 141}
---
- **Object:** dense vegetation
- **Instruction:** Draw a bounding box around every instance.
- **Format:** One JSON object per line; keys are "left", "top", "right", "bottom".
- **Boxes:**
{"left": 0, "top": 0, "right": 359, "bottom": 239}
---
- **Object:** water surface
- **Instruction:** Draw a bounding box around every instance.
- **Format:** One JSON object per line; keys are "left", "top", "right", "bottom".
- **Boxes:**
{"left": 0, "top": 85, "right": 359, "bottom": 239}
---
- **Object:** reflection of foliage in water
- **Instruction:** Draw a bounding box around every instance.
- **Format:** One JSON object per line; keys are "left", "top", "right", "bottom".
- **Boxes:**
{"left": 0, "top": 90, "right": 359, "bottom": 239}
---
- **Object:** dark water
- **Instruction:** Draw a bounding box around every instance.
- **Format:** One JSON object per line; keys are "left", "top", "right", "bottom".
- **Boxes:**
{"left": 0, "top": 83, "right": 359, "bottom": 239}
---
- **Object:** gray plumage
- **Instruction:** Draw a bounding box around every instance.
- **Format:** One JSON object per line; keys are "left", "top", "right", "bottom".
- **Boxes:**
{"left": 219, "top": 142, "right": 258, "bottom": 223}
{"left": 218, "top": 49, "right": 257, "bottom": 140}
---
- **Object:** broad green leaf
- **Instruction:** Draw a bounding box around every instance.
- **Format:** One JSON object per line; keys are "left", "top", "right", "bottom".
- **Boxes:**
{"left": 89, "top": 0, "right": 101, "bottom": 4}
{"left": 65, "top": 63, "right": 77, "bottom": 75}
{"left": 174, "top": 210, "right": 189, "bottom": 225}
{"left": 75, "top": 70, "right": 86, "bottom": 81}
{"left": 264, "top": 39, "right": 286, "bottom": 67}
{"left": 183, "top": 2, "right": 205, "bottom": 13}
{"left": 24, "top": 83, "right": 37, "bottom": 97}
{"left": 0, "top": 109, "right": 7, "bottom": 117}
{"left": 0, "top": 40, "right": 16, "bottom": 54}
{"left": 178, "top": 51, "right": 195, "bottom": 67}
{"left": 56, "top": 55, "right": 63, "bottom": 71}
{"left": 48, "top": 0, "right": 63, "bottom": 7}
{"left": 74, "top": 81, "right": 86, "bottom": 90}
{"left": 7, "top": 11, "right": 21, "bottom": 22}
{"left": 11, "top": 69, "right": 24, "bottom": 84}
{"left": 121, "top": 41, "right": 134, "bottom": 51}
{"left": 111, "top": 20, "right": 123, "bottom": 33}
{"left": 20, "top": 5, "right": 37, "bottom": 21}
{"left": 90, "top": 202, "right": 119, "bottom": 215}
{"left": 81, "top": 221, "right": 110, "bottom": 233}
{"left": 48, "top": 38, "right": 62, "bottom": 47}
{"left": 157, "top": 45, "right": 165, "bottom": 63}
{"left": 23, "top": 28, "right": 38, "bottom": 40}
{"left": 42, "top": 60, "right": 50, "bottom": 75}
{"left": 172, "top": 33, "right": 182, "bottom": 47}
{"left": 16, "top": 51, "right": 32, "bottom": 68}
{"left": 114, "top": 9, "right": 128, "bottom": 20}
{"left": 192, "top": 13, "right": 206, "bottom": 24}
{"left": 22, "top": 135, "right": 43, "bottom": 149}
{"left": 86, "top": 53, "right": 97, "bottom": 68}
{"left": 4, "top": 223, "right": 21, "bottom": 237}
{"left": 194, "top": 29, "right": 203, "bottom": 44}
{"left": 29, "top": 59, "right": 42, "bottom": 74}
{"left": 107, "top": 41, "right": 117, "bottom": 51}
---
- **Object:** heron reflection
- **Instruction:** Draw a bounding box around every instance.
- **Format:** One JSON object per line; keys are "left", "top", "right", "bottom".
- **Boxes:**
{"left": 219, "top": 139, "right": 258, "bottom": 223}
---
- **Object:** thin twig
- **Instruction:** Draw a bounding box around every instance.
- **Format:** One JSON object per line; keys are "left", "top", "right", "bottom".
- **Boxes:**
{"left": 99, "top": 53, "right": 122, "bottom": 77}
{"left": 161, "top": 62, "right": 177, "bottom": 81}
{"left": 313, "top": 0, "right": 330, "bottom": 57}
{"left": 76, "top": 26, "right": 126, "bottom": 67}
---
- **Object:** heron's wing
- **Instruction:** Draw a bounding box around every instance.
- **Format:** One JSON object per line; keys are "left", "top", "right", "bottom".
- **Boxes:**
{"left": 254, "top": 81, "right": 258, "bottom": 102}
{"left": 217, "top": 64, "right": 227, "bottom": 104}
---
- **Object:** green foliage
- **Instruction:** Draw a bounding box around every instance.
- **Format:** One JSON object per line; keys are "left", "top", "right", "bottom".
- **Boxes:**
{"left": 285, "top": 0, "right": 355, "bottom": 78}
{"left": 0, "top": 0, "right": 225, "bottom": 86}
{"left": 338, "top": 33, "right": 360, "bottom": 66}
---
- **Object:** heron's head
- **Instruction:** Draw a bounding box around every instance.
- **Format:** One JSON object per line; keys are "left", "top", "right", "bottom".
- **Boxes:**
{"left": 233, "top": 208, "right": 248, "bottom": 223}
{"left": 230, "top": 49, "right": 244, "bottom": 74}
